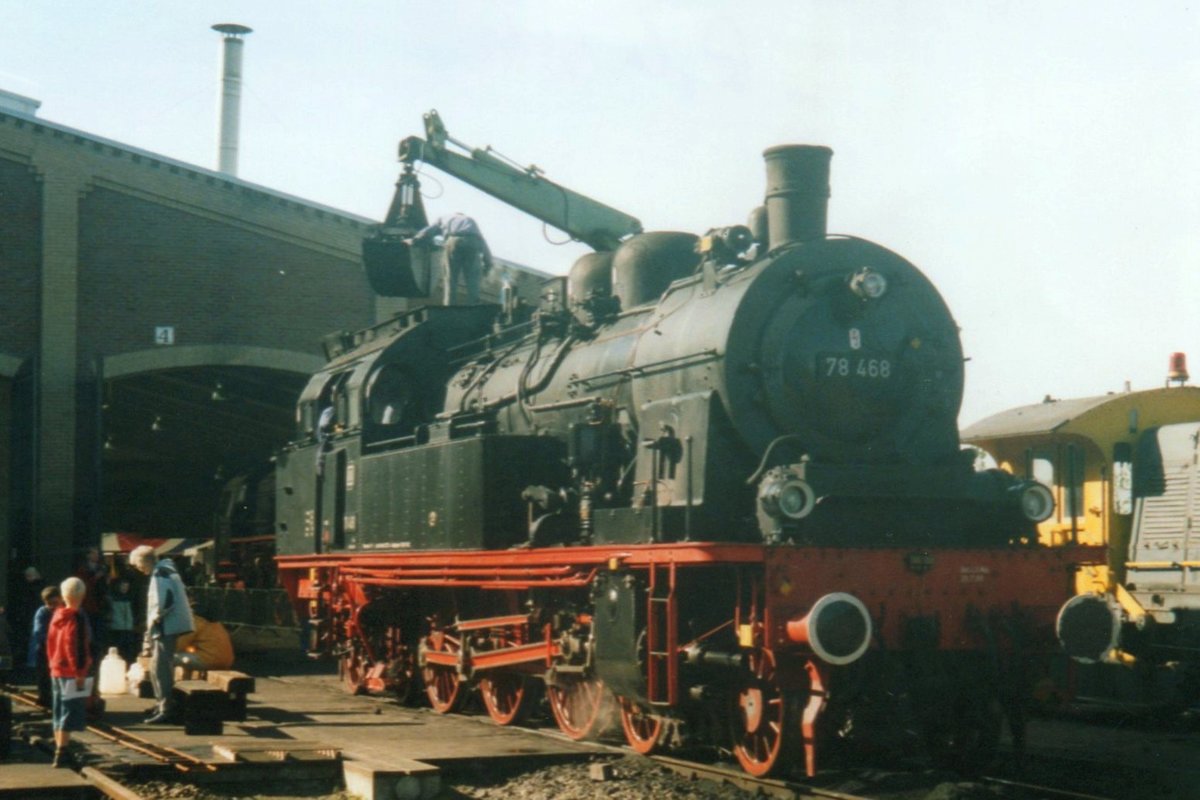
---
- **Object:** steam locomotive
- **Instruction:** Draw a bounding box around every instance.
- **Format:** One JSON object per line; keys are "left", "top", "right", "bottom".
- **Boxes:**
{"left": 274, "top": 114, "right": 1097, "bottom": 776}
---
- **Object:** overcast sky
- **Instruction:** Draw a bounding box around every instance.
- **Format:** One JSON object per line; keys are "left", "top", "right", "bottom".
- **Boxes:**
{"left": 3, "top": 1, "right": 1197, "bottom": 427}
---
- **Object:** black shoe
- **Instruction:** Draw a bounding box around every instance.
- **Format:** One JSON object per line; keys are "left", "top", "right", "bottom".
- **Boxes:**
{"left": 51, "top": 749, "right": 73, "bottom": 769}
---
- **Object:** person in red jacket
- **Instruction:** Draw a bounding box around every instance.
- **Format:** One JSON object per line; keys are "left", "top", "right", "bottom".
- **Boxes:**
{"left": 46, "top": 576, "right": 92, "bottom": 769}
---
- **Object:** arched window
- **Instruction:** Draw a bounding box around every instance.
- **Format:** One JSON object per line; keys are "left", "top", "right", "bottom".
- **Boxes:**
{"left": 366, "top": 365, "right": 417, "bottom": 429}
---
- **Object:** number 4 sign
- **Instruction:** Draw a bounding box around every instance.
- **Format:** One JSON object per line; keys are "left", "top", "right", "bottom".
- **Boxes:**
{"left": 154, "top": 326, "right": 175, "bottom": 346}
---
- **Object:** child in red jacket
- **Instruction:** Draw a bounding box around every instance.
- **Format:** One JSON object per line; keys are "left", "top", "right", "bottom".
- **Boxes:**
{"left": 46, "top": 576, "right": 92, "bottom": 768}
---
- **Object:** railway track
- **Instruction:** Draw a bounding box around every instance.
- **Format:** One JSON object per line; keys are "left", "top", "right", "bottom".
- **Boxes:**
{"left": 981, "top": 774, "right": 1114, "bottom": 800}
{"left": 650, "top": 754, "right": 1123, "bottom": 800}
{"left": 3, "top": 683, "right": 219, "bottom": 773}
{"left": 2, "top": 683, "right": 227, "bottom": 800}
{"left": 1, "top": 679, "right": 1173, "bottom": 800}
{"left": 650, "top": 755, "right": 874, "bottom": 800}
{"left": 359, "top": 683, "right": 1130, "bottom": 800}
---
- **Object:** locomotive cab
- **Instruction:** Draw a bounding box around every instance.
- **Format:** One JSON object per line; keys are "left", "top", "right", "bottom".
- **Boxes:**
{"left": 964, "top": 386, "right": 1200, "bottom": 579}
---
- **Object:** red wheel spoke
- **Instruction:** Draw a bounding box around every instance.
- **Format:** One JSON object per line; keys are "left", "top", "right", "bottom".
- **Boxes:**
{"left": 480, "top": 672, "right": 533, "bottom": 726}
{"left": 548, "top": 675, "right": 609, "bottom": 740}
{"left": 731, "top": 650, "right": 796, "bottom": 777}
{"left": 619, "top": 698, "right": 664, "bottom": 755}
{"left": 421, "top": 631, "right": 462, "bottom": 714}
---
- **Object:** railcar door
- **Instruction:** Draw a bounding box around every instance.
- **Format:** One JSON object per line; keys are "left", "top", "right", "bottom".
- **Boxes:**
{"left": 316, "top": 448, "right": 349, "bottom": 553}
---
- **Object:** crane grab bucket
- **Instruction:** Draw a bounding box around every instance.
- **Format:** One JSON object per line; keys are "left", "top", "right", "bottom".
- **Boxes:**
{"left": 362, "top": 232, "right": 433, "bottom": 297}
{"left": 362, "top": 160, "right": 432, "bottom": 297}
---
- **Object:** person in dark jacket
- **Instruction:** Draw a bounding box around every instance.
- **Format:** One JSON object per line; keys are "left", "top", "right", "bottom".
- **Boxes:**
{"left": 75, "top": 547, "right": 109, "bottom": 662}
{"left": 107, "top": 578, "right": 136, "bottom": 663}
{"left": 130, "top": 546, "right": 195, "bottom": 724}
{"left": 11, "top": 566, "right": 46, "bottom": 666}
{"left": 47, "top": 577, "right": 92, "bottom": 768}
{"left": 28, "top": 585, "right": 62, "bottom": 707}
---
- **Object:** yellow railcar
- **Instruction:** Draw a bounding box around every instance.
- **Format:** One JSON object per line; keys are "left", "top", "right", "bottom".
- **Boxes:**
{"left": 964, "top": 385, "right": 1200, "bottom": 580}
{"left": 964, "top": 380, "right": 1200, "bottom": 707}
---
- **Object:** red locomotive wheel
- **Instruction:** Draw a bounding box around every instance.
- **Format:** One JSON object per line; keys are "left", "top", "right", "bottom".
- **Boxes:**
{"left": 479, "top": 672, "right": 535, "bottom": 726}
{"left": 389, "top": 650, "right": 420, "bottom": 706}
{"left": 619, "top": 698, "right": 664, "bottom": 754}
{"left": 421, "top": 632, "right": 463, "bottom": 714}
{"left": 547, "top": 675, "right": 609, "bottom": 740}
{"left": 731, "top": 649, "right": 796, "bottom": 777}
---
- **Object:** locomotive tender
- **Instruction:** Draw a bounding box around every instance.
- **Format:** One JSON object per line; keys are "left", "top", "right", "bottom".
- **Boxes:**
{"left": 275, "top": 114, "right": 1094, "bottom": 776}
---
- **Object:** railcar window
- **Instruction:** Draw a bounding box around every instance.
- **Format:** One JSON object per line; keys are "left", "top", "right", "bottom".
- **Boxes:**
{"left": 1027, "top": 450, "right": 1054, "bottom": 489}
{"left": 1025, "top": 447, "right": 1084, "bottom": 520}
{"left": 1064, "top": 445, "right": 1085, "bottom": 519}
{"left": 1112, "top": 442, "right": 1133, "bottom": 516}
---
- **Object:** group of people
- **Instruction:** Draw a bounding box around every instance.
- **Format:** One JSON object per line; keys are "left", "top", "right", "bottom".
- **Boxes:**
{"left": 13, "top": 549, "right": 136, "bottom": 667}
{"left": 18, "top": 545, "right": 219, "bottom": 768}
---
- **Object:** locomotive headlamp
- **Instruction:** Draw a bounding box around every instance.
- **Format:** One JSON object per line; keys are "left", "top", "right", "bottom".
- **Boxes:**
{"left": 849, "top": 267, "right": 888, "bottom": 300}
{"left": 1056, "top": 594, "right": 1120, "bottom": 663}
{"left": 1014, "top": 482, "right": 1055, "bottom": 522}
{"left": 759, "top": 474, "right": 816, "bottom": 521}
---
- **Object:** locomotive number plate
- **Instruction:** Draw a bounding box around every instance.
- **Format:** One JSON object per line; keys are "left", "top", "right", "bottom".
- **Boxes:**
{"left": 819, "top": 354, "right": 893, "bottom": 379}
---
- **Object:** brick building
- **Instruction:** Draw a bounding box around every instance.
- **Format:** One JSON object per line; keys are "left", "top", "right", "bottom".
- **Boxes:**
{"left": 0, "top": 92, "right": 546, "bottom": 602}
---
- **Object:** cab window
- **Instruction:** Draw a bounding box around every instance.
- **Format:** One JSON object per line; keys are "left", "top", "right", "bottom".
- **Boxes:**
{"left": 1063, "top": 445, "right": 1084, "bottom": 519}
{"left": 366, "top": 365, "right": 416, "bottom": 428}
{"left": 1026, "top": 446, "right": 1084, "bottom": 520}
{"left": 1027, "top": 449, "right": 1054, "bottom": 488}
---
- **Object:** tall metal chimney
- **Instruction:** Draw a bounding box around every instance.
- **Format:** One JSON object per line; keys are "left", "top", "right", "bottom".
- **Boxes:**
{"left": 212, "top": 23, "right": 252, "bottom": 176}
{"left": 762, "top": 145, "right": 833, "bottom": 251}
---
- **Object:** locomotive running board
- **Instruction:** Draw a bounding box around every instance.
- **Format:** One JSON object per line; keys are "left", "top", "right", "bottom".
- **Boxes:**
{"left": 420, "top": 613, "right": 563, "bottom": 675}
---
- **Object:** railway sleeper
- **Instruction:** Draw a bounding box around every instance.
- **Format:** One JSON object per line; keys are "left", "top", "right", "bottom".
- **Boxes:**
{"left": 172, "top": 682, "right": 228, "bottom": 735}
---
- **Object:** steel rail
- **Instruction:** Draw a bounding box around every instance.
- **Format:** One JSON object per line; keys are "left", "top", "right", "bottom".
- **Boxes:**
{"left": 85, "top": 719, "right": 218, "bottom": 773}
{"left": 80, "top": 766, "right": 152, "bottom": 800}
{"left": 2, "top": 683, "right": 216, "bottom": 773}
{"left": 982, "top": 775, "right": 1114, "bottom": 800}
{"left": 649, "top": 755, "right": 870, "bottom": 800}
{"left": 1, "top": 683, "right": 43, "bottom": 708}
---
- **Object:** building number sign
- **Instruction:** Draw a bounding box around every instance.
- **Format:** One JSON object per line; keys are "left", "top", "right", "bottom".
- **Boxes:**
{"left": 154, "top": 326, "right": 175, "bottom": 346}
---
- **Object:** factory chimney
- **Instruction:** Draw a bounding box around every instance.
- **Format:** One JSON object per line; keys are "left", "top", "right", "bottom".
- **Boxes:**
{"left": 212, "top": 23, "right": 252, "bottom": 176}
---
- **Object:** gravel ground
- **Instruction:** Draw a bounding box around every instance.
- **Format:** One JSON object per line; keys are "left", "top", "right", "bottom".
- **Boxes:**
{"left": 130, "top": 757, "right": 1015, "bottom": 800}
{"left": 132, "top": 779, "right": 356, "bottom": 800}
{"left": 131, "top": 756, "right": 752, "bottom": 800}
{"left": 444, "top": 755, "right": 753, "bottom": 800}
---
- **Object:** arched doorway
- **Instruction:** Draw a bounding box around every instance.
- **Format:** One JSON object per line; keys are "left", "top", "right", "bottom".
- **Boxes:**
{"left": 100, "top": 347, "right": 321, "bottom": 539}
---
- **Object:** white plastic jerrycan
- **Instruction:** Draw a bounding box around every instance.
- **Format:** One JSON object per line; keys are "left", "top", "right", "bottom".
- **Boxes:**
{"left": 99, "top": 647, "right": 128, "bottom": 696}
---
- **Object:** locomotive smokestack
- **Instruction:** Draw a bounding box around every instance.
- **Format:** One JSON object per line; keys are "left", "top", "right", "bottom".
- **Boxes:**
{"left": 763, "top": 145, "right": 832, "bottom": 250}
{"left": 212, "top": 23, "right": 253, "bottom": 176}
